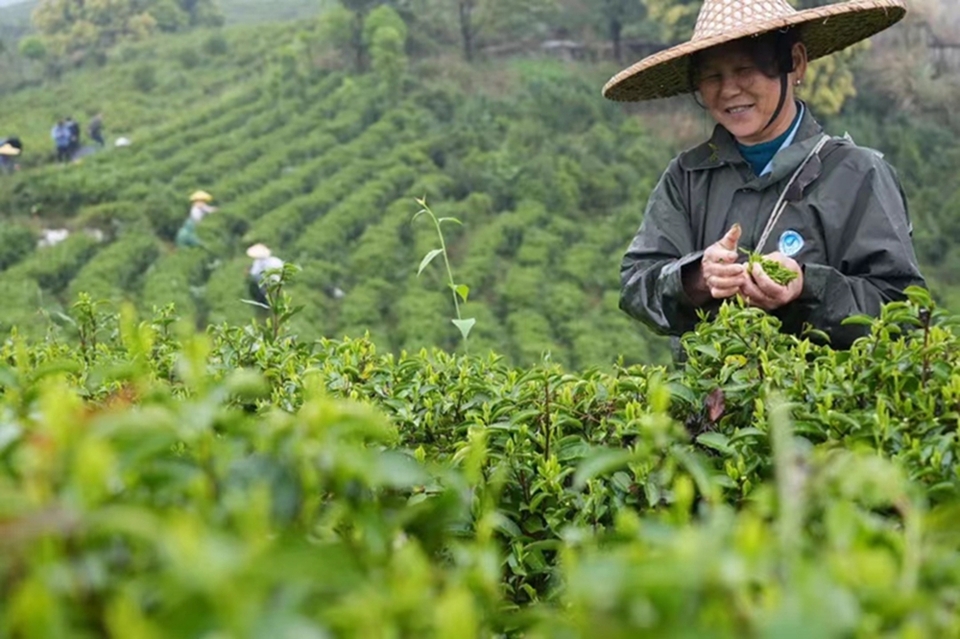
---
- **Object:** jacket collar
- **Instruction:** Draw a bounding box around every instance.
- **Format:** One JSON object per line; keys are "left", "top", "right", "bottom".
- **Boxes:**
{"left": 679, "top": 102, "right": 825, "bottom": 178}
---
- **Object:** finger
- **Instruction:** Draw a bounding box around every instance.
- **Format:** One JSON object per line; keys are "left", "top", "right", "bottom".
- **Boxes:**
{"left": 705, "top": 248, "right": 740, "bottom": 266}
{"left": 710, "top": 284, "right": 742, "bottom": 299}
{"left": 717, "top": 223, "right": 742, "bottom": 251}
{"left": 703, "top": 263, "right": 745, "bottom": 279}
{"left": 707, "top": 274, "right": 746, "bottom": 290}
{"left": 739, "top": 277, "right": 776, "bottom": 309}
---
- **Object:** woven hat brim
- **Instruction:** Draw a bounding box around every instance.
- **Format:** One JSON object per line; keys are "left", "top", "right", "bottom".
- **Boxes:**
{"left": 603, "top": 0, "right": 905, "bottom": 102}
{"left": 246, "top": 244, "right": 272, "bottom": 259}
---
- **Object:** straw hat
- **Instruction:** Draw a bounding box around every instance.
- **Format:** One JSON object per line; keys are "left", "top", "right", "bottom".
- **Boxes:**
{"left": 603, "top": 0, "right": 906, "bottom": 102}
{"left": 190, "top": 190, "right": 213, "bottom": 203}
{"left": 246, "top": 243, "right": 272, "bottom": 259}
{"left": 0, "top": 143, "right": 20, "bottom": 156}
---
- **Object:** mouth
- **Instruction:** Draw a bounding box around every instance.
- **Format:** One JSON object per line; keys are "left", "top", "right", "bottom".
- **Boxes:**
{"left": 725, "top": 105, "right": 754, "bottom": 115}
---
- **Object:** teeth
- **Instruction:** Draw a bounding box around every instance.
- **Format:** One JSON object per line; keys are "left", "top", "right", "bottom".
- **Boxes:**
{"left": 728, "top": 106, "right": 751, "bottom": 113}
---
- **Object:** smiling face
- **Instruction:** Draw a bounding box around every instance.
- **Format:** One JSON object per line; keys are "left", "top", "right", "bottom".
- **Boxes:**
{"left": 694, "top": 36, "right": 807, "bottom": 145}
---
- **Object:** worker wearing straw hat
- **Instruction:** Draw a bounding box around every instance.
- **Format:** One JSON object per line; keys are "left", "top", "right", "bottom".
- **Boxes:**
{"left": 611, "top": 0, "right": 925, "bottom": 352}
{"left": 189, "top": 190, "right": 217, "bottom": 223}
{"left": 246, "top": 243, "right": 285, "bottom": 306}
{"left": 0, "top": 139, "right": 21, "bottom": 175}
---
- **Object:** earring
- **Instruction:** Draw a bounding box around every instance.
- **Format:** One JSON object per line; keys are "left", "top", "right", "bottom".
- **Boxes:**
{"left": 795, "top": 79, "right": 801, "bottom": 86}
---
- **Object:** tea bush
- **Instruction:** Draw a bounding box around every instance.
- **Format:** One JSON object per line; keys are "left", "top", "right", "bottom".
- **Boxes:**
{"left": 0, "top": 39, "right": 686, "bottom": 368}
{"left": 2, "top": 279, "right": 960, "bottom": 636}
{"left": 0, "top": 224, "right": 36, "bottom": 271}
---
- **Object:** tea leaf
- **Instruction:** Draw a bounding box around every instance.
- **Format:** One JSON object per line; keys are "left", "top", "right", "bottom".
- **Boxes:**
{"left": 418, "top": 248, "right": 444, "bottom": 276}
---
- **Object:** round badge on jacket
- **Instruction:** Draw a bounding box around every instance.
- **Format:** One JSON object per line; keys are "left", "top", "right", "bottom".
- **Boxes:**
{"left": 778, "top": 230, "right": 804, "bottom": 257}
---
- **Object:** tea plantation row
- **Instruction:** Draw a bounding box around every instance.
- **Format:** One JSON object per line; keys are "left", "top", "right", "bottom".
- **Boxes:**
{"left": 0, "top": 20, "right": 672, "bottom": 369}
{"left": 2, "top": 280, "right": 960, "bottom": 636}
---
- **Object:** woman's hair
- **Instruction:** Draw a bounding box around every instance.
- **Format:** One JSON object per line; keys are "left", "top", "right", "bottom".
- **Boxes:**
{"left": 689, "top": 28, "right": 802, "bottom": 90}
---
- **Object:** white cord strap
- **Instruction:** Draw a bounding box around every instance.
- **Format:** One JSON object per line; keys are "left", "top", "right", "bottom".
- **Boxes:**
{"left": 755, "top": 133, "right": 831, "bottom": 254}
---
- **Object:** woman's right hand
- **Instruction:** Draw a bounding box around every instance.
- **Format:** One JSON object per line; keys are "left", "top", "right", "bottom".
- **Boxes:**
{"left": 686, "top": 224, "right": 746, "bottom": 302}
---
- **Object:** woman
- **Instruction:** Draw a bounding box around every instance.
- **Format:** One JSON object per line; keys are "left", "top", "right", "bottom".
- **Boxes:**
{"left": 189, "top": 190, "right": 217, "bottom": 223}
{"left": 605, "top": 0, "right": 925, "bottom": 351}
{"left": 246, "top": 243, "right": 285, "bottom": 306}
{"left": 0, "top": 139, "right": 21, "bottom": 175}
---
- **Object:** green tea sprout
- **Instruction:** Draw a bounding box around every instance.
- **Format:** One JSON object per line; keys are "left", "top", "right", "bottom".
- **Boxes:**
{"left": 740, "top": 248, "right": 799, "bottom": 286}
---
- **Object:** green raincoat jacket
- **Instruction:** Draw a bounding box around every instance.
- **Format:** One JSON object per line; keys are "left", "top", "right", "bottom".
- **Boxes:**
{"left": 620, "top": 106, "right": 926, "bottom": 351}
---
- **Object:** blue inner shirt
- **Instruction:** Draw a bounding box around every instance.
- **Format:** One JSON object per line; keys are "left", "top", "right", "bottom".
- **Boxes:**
{"left": 736, "top": 103, "right": 804, "bottom": 177}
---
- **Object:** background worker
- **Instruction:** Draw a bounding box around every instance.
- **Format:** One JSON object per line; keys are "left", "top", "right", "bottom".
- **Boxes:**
{"left": 51, "top": 120, "right": 71, "bottom": 163}
{"left": 189, "top": 190, "right": 217, "bottom": 222}
{"left": 89, "top": 113, "right": 105, "bottom": 147}
{"left": 0, "top": 138, "right": 22, "bottom": 174}
{"left": 246, "top": 243, "right": 285, "bottom": 306}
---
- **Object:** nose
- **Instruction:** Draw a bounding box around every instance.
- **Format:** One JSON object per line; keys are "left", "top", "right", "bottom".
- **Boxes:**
{"left": 719, "top": 72, "right": 742, "bottom": 99}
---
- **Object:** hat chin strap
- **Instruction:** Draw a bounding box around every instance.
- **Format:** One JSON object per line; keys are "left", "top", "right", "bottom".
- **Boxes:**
{"left": 761, "top": 74, "right": 790, "bottom": 135}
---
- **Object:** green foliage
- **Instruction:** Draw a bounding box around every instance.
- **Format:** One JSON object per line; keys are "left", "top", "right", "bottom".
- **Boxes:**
{"left": 131, "top": 62, "right": 158, "bottom": 92}
{"left": 176, "top": 45, "right": 201, "bottom": 69}
{"left": 1, "top": 288, "right": 960, "bottom": 635}
{"left": 202, "top": 31, "right": 229, "bottom": 56}
{"left": 0, "top": 6, "right": 953, "bottom": 375}
{"left": 800, "top": 45, "right": 861, "bottom": 116}
{"left": 646, "top": 0, "right": 699, "bottom": 42}
{"left": 414, "top": 197, "right": 475, "bottom": 345}
{"left": 316, "top": 5, "right": 356, "bottom": 62}
{"left": 0, "top": 224, "right": 37, "bottom": 271}
{"left": 362, "top": 4, "right": 407, "bottom": 46}
{"left": 367, "top": 5, "right": 407, "bottom": 95}
{"left": 66, "top": 233, "right": 160, "bottom": 303}
{"left": 151, "top": 0, "right": 190, "bottom": 32}
{"left": 740, "top": 247, "right": 798, "bottom": 286}
{"left": 17, "top": 35, "right": 46, "bottom": 61}
{"left": 30, "top": 0, "right": 224, "bottom": 64}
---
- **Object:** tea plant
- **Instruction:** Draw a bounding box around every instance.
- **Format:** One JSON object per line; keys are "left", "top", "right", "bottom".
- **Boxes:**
{"left": 414, "top": 196, "right": 476, "bottom": 347}
{"left": 2, "top": 292, "right": 960, "bottom": 636}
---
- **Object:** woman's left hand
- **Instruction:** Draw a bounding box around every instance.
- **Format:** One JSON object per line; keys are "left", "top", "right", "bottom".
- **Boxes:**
{"left": 739, "top": 252, "right": 803, "bottom": 310}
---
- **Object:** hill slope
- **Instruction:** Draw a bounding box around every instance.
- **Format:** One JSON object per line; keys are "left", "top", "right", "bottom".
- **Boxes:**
{"left": 0, "top": 0, "right": 322, "bottom": 37}
{"left": 1, "top": 16, "right": 959, "bottom": 368}
{"left": 0, "top": 22, "right": 680, "bottom": 367}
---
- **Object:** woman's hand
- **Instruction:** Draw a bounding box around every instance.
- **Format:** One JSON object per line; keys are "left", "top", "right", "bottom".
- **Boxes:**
{"left": 740, "top": 251, "right": 803, "bottom": 310}
{"left": 688, "top": 223, "right": 747, "bottom": 303}
{"left": 685, "top": 225, "right": 747, "bottom": 305}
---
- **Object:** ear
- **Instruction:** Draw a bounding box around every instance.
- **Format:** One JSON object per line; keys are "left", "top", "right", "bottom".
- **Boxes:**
{"left": 791, "top": 42, "right": 809, "bottom": 84}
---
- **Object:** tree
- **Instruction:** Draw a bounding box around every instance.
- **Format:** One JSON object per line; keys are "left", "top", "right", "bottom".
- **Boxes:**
{"left": 151, "top": 0, "right": 190, "bottom": 32}
{"left": 30, "top": 0, "right": 223, "bottom": 63}
{"left": 459, "top": 0, "right": 476, "bottom": 61}
{"left": 365, "top": 5, "right": 408, "bottom": 96}
{"left": 645, "top": 0, "right": 698, "bottom": 43}
{"left": 800, "top": 47, "right": 860, "bottom": 116}
{"left": 340, "top": 0, "right": 385, "bottom": 71}
{"left": 598, "top": 0, "right": 646, "bottom": 63}
{"left": 456, "top": 0, "right": 557, "bottom": 62}
{"left": 318, "top": 6, "right": 358, "bottom": 67}
{"left": 785, "top": 0, "right": 863, "bottom": 115}
{"left": 18, "top": 36, "right": 47, "bottom": 62}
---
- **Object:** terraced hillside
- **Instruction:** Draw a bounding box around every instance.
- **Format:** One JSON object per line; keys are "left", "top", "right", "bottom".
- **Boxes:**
{"left": 3, "top": 10, "right": 960, "bottom": 369}
{"left": 0, "top": 20, "right": 678, "bottom": 367}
